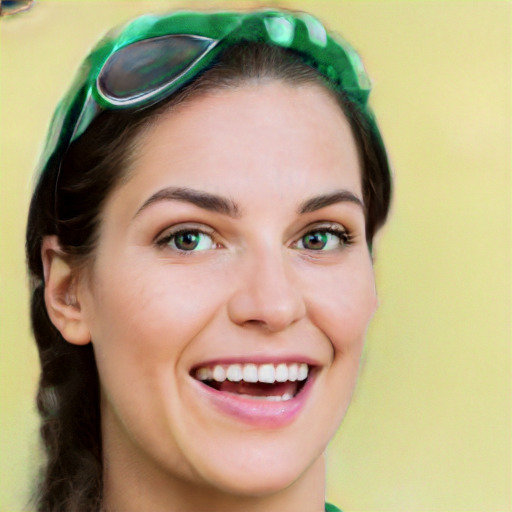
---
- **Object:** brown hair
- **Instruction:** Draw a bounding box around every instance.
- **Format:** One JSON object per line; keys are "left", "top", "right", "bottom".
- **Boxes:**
{"left": 26, "top": 43, "right": 391, "bottom": 512}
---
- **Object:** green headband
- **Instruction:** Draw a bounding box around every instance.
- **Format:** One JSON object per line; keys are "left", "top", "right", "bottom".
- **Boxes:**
{"left": 39, "top": 9, "right": 374, "bottom": 180}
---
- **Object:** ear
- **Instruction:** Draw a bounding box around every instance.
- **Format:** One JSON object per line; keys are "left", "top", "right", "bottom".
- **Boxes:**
{"left": 41, "top": 236, "right": 91, "bottom": 345}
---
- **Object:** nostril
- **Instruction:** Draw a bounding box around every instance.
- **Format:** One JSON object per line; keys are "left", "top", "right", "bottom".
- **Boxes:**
{"left": 244, "top": 319, "right": 269, "bottom": 329}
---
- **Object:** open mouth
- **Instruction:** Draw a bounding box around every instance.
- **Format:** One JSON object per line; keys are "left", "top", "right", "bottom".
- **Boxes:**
{"left": 191, "top": 362, "right": 310, "bottom": 402}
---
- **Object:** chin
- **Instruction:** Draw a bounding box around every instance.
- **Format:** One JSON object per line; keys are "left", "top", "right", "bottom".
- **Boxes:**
{"left": 202, "top": 466, "right": 306, "bottom": 498}
{"left": 186, "top": 436, "right": 325, "bottom": 498}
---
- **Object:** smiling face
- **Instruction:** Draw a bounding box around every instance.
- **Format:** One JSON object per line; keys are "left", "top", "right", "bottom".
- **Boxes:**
{"left": 76, "top": 81, "right": 377, "bottom": 511}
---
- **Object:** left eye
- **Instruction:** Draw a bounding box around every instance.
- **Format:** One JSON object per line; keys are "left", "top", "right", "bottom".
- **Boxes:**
{"left": 161, "top": 230, "right": 216, "bottom": 252}
{"left": 295, "top": 229, "right": 348, "bottom": 251}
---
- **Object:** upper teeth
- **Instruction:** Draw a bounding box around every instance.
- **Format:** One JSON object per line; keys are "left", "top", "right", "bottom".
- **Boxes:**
{"left": 195, "top": 362, "right": 309, "bottom": 384}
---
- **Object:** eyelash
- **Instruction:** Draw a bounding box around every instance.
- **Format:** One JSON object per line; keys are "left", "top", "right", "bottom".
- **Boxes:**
{"left": 296, "top": 225, "right": 353, "bottom": 251}
{"left": 155, "top": 225, "right": 217, "bottom": 254}
{"left": 155, "top": 223, "right": 353, "bottom": 253}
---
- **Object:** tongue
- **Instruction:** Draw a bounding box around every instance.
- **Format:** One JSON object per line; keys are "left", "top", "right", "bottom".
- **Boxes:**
{"left": 217, "top": 380, "right": 298, "bottom": 397}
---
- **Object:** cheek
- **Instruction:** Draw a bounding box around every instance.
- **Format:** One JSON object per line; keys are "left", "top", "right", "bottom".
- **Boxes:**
{"left": 84, "top": 257, "right": 229, "bottom": 412}
{"left": 87, "top": 257, "right": 221, "bottom": 347}
{"left": 290, "top": 256, "right": 377, "bottom": 444}
{"left": 83, "top": 262, "right": 226, "bottom": 474}
{"left": 306, "top": 257, "right": 377, "bottom": 354}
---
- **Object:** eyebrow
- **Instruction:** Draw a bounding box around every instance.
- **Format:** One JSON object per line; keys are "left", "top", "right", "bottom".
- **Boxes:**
{"left": 134, "top": 187, "right": 364, "bottom": 219}
{"left": 134, "top": 187, "right": 241, "bottom": 219}
{"left": 298, "top": 190, "right": 365, "bottom": 214}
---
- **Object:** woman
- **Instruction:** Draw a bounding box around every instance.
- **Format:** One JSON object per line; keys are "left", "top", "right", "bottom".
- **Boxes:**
{"left": 26, "top": 9, "right": 391, "bottom": 512}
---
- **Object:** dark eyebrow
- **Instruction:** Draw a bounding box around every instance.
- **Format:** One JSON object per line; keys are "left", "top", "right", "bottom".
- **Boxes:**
{"left": 134, "top": 187, "right": 241, "bottom": 219}
{"left": 298, "top": 190, "right": 365, "bottom": 215}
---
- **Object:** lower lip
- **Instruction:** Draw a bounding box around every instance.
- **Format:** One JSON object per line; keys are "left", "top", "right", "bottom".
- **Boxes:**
{"left": 191, "top": 374, "right": 315, "bottom": 428}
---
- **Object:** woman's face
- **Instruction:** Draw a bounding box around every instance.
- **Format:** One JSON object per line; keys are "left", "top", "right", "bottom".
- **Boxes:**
{"left": 78, "top": 82, "right": 377, "bottom": 502}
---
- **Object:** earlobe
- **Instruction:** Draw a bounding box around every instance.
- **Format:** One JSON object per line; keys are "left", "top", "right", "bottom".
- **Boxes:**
{"left": 41, "top": 236, "right": 91, "bottom": 346}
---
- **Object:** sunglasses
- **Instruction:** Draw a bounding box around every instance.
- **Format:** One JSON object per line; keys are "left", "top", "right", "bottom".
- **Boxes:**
{"left": 40, "top": 9, "right": 374, "bottom": 179}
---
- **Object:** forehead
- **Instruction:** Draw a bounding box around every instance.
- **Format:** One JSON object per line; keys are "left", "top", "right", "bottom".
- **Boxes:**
{"left": 112, "top": 82, "right": 362, "bottom": 215}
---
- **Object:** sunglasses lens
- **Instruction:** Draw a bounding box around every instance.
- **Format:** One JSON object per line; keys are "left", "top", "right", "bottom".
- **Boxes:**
{"left": 98, "top": 35, "right": 216, "bottom": 103}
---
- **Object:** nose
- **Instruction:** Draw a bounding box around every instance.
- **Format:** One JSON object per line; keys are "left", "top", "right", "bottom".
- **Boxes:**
{"left": 226, "top": 249, "right": 307, "bottom": 333}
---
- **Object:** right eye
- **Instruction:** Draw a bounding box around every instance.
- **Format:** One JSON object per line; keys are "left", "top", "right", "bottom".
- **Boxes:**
{"left": 157, "top": 228, "right": 217, "bottom": 252}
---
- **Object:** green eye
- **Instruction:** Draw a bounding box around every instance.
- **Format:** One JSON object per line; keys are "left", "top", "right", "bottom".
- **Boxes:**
{"left": 166, "top": 230, "right": 216, "bottom": 252}
{"left": 296, "top": 229, "right": 349, "bottom": 251}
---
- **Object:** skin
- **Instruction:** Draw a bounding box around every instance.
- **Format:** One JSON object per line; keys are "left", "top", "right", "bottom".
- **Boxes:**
{"left": 43, "top": 81, "right": 377, "bottom": 512}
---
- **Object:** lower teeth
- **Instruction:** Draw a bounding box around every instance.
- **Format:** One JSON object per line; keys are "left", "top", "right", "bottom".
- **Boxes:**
{"left": 235, "top": 392, "right": 293, "bottom": 402}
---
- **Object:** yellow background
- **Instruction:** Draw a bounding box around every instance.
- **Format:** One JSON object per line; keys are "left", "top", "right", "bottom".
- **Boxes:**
{"left": 0, "top": 1, "right": 510, "bottom": 511}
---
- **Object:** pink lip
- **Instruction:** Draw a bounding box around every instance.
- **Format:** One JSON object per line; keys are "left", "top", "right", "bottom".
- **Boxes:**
{"left": 190, "top": 370, "right": 316, "bottom": 429}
